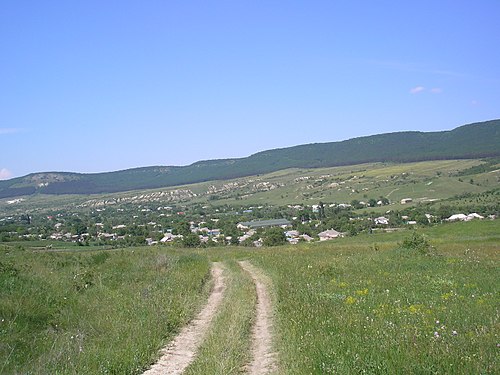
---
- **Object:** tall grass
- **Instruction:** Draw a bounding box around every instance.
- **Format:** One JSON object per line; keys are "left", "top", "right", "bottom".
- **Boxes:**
{"left": 246, "top": 222, "right": 499, "bottom": 374}
{"left": 1, "top": 220, "right": 498, "bottom": 374}
{"left": 0, "top": 246, "right": 210, "bottom": 374}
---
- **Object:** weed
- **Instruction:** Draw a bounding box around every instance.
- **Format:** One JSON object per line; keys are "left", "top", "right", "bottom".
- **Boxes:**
{"left": 401, "top": 232, "right": 435, "bottom": 255}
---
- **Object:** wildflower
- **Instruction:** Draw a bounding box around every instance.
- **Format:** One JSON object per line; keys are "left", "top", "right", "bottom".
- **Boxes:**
{"left": 441, "top": 292, "right": 453, "bottom": 300}
{"left": 452, "top": 330, "right": 458, "bottom": 336}
{"left": 434, "top": 332, "right": 440, "bottom": 338}
{"left": 355, "top": 288, "right": 368, "bottom": 296}
{"left": 408, "top": 304, "right": 422, "bottom": 314}
{"left": 345, "top": 296, "right": 357, "bottom": 305}
{"left": 435, "top": 320, "right": 440, "bottom": 324}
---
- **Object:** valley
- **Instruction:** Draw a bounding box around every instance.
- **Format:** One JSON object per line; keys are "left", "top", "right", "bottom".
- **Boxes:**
{"left": 1, "top": 159, "right": 498, "bottom": 249}
{"left": 1, "top": 129, "right": 499, "bottom": 374}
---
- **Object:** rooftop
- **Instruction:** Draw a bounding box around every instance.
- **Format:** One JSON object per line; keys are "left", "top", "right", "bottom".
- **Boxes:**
{"left": 239, "top": 218, "right": 291, "bottom": 229}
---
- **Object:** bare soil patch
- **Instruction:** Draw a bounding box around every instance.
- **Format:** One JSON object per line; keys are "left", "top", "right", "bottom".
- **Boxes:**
{"left": 238, "top": 261, "right": 277, "bottom": 375}
{"left": 143, "top": 262, "right": 226, "bottom": 375}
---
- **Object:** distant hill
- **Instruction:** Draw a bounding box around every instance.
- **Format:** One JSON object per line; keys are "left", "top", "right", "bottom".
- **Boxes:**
{"left": 1, "top": 119, "right": 499, "bottom": 199}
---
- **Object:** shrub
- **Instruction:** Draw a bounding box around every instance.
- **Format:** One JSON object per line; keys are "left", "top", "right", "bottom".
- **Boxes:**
{"left": 401, "top": 232, "right": 434, "bottom": 255}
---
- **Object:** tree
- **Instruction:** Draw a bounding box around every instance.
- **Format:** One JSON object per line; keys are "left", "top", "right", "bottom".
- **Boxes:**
{"left": 230, "top": 235, "right": 240, "bottom": 246}
{"left": 414, "top": 212, "right": 429, "bottom": 226}
{"left": 437, "top": 205, "right": 452, "bottom": 220}
{"left": 350, "top": 199, "right": 363, "bottom": 209}
{"left": 182, "top": 233, "right": 201, "bottom": 248}
{"left": 318, "top": 201, "right": 325, "bottom": 219}
{"left": 71, "top": 219, "right": 87, "bottom": 236}
{"left": 20, "top": 214, "right": 31, "bottom": 225}
{"left": 173, "top": 221, "right": 191, "bottom": 236}
{"left": 263, "top": 227, "right": 287, "bottom": 247}
{"left": 379, "top": 196, "right": 390, "bottom": 205}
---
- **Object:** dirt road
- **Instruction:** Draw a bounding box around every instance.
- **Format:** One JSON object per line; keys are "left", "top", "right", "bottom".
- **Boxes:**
{"left": 238, "top": 261, "right": 277, "bottom": 375}
{"left": 143, "top": 262, "right": 226, "bottom": 375}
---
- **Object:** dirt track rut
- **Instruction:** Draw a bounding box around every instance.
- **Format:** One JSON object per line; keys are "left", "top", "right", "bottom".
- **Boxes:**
{"left": 143, "top": 262, "right": 226, "bottom": 375}
{"left": 239, "top": 261, "right": 277, "bottom": 375}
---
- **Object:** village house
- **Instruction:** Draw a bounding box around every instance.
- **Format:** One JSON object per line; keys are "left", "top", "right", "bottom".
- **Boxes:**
{"left": 238, "top": 218, "right": 291, "bottom": 230}
{"left": 374, "top": 216, "right": 389, "bottom": 225}
{"left": 160, "top": 233, "right": 180, "bottom": 242}
{"left": 285, "top": 230, "right": 300, "bottom": 238}
{"left": 146, "top": 238, "right": 158, "bottom": 246}
{"left": 300, "top": 234, "right": 314, "bottom": 242}
{"left": 238, "top": 229, "right": 257, "bottom": 243}
{"left": 446, "top": 213, "right": 484, "bottom": 222}
{"left": 318, "top": 229, "right": 342, "bottom": 241}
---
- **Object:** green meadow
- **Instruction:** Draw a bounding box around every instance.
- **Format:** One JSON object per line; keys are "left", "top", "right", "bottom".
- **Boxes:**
{"left": 1, "top": 220, "right": 499, "bottom": 374}
{"left": 0, "top": 248, "right": 211, "bottom": 374}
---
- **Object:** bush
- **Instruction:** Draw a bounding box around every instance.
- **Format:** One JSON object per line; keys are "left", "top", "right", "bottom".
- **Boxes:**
{"left": 401, "top": 232, "right": 434, "bottom": 255}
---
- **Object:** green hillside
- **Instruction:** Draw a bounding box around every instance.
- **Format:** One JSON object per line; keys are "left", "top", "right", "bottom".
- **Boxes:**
{"left": 1, "top": 119, "right": 499, "bottom": 198}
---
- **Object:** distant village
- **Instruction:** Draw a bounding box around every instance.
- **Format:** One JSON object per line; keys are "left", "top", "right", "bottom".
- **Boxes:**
{"left": 1, "top": 195, "right": 495, "bottom": 247}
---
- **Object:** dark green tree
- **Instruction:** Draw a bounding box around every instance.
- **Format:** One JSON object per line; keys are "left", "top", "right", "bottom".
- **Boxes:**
{"left": 379, "top": 196, "right": 390, "bottom": 205}
{"left": 173, "top": 221, "right": 191, "bottom": 236}
{"left": 350, "top": 199, "right": 363, "bottom": 209}
{"left": 182, "top": 233, "right": 201, "bottom": 248}
{"left": 318, "top": 201, "right": 325, "bottom": 219}
{"left": 263, "top": 227, "right": 287, "bottom": 247}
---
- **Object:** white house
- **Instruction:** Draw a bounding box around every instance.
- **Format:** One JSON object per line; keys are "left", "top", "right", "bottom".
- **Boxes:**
{"left": 300, "top": 234, "right": 314, "bottom": 242}
{"left": 446, "top": 214, "right": 468, "bottom": 222}
{"left": 318, "top": 229, "right": 342, "bottom": 241}
{"left": 466, "top": 213, "right": 484, "bottom": 221}
{"left": 374, "top": 216, "right": 389, "bottom": 225}
{"left": 447, "top": 213, "right": 484, "bottom": 222}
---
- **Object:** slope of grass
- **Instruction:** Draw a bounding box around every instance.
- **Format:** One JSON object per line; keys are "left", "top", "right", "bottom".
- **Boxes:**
{"left": 1, "top": 220, "right": 498, "bottom": 374}
{"left": 244, "top": 221, "right": 499, "bottom": 374}
{"left": 0, "top": 246, "right": 210, "bottom": 374}
{"left": 2, "top": 158, "right": 498, "bottom": 219}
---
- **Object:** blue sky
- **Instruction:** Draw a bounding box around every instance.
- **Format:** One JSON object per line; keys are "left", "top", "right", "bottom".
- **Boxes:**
{"left": 1, "top": 1, "right": 499, "bottom": 179}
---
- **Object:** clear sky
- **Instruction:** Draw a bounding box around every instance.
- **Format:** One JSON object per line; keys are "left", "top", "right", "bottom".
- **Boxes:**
{"left": 1, "top": 1, "right": 499, "bottom": 179}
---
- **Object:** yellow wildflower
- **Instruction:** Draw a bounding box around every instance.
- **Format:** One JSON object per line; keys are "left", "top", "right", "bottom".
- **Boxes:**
{"left": 345, "top": 296, "right": 357, "bottom": 305}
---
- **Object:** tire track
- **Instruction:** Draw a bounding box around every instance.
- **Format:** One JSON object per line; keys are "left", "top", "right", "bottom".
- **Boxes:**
{"left": 238, "top": 261, "right": 277, "bottom": 375}
{"left": 143, "top": 262, "right": 226, "bottom": 375}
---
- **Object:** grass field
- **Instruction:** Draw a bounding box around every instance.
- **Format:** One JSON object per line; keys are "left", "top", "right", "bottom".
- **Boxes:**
{"left": 246, "top": 225, "right": 499, "bottom": 374}
{"left": 0, "top": 247, "right": 211, "bottom": 374}
{"left": 1, "top": 220, "right": 499, "bottom": 374}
